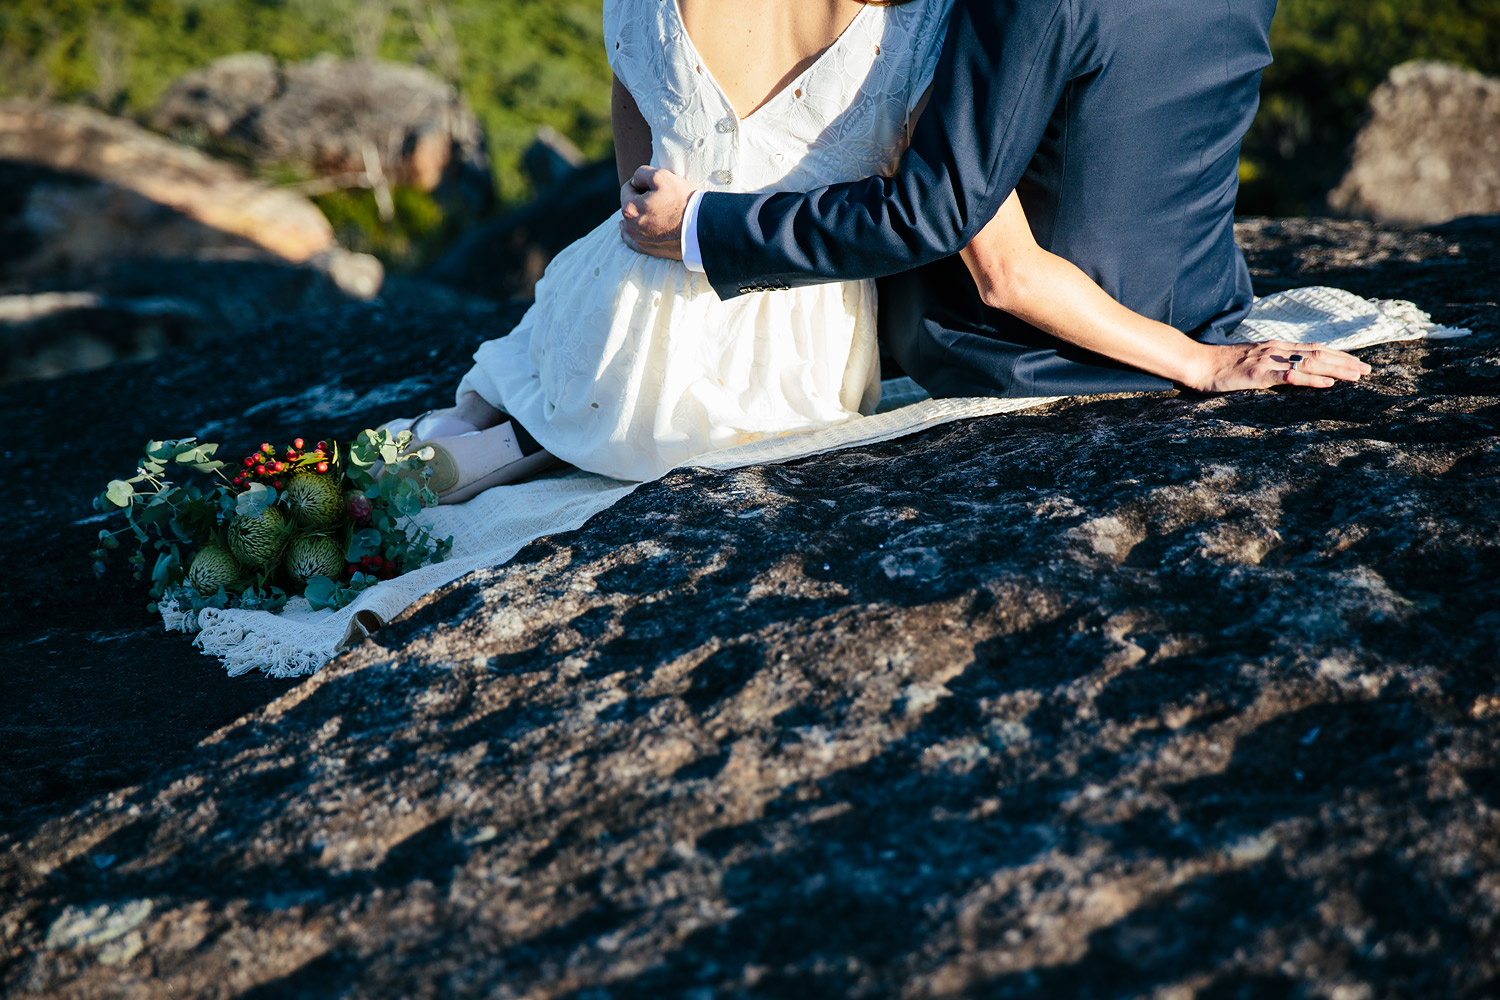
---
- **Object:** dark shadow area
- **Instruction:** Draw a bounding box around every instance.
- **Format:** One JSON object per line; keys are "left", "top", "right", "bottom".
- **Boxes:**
{"left": 235, "top": 951, "right": 366, "bottom": 1000}
{"left": 0, "top": 295, "right": 527, "bottom": 845}
{"left": 970, "top": 866, "right": 1317, "bottom": 999}
{"left": 1166, "top": 698, "right": 1435, "bottom": 832}
{"left": 426, "top": 159, "right": 620, "bottom": 302}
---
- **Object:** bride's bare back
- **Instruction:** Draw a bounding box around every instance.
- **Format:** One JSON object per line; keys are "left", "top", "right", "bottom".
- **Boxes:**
{"left": 676, "top": 0, "right": 869, "bottom": 119}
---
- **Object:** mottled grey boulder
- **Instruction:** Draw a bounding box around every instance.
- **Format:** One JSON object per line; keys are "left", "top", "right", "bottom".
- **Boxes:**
{"left": 0, "top": 101, "right": 339, "bottom": 266}
{"left": 1, "top": 219, "right": 1496, "bottom": 998}
{"left": 1330, "top": 61, "right": 1500, "bottom": 224}
{"left": 153, "top": 53, "right": 493, "bottom": 213}
{"left": 0, "top": 102, "right": 396, "bottom": 381}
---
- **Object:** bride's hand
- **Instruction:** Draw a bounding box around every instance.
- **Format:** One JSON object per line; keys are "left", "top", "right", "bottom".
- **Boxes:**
{"left": 620, "top": 166, "right": 695, "bottom": 260}
{"left": 1185, "top": 341, "right": 1372, "bottom": 393}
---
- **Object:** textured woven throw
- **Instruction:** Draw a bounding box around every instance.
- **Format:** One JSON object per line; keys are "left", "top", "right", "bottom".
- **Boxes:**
{"left": 161, "top": 287, "right": 1469, "bottom": 677}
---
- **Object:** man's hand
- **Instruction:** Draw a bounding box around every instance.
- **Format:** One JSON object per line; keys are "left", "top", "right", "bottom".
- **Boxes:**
{"left": 619, "top": 166, "right": 695, "bottom": 261}
{"left": 1185, "top": 341, "right": 1372, "bottom": 393}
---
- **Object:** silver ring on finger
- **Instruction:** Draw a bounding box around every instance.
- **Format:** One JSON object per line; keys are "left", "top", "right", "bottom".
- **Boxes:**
{"left": 1288, "top": 353, "right": 1305, "bottom": 371}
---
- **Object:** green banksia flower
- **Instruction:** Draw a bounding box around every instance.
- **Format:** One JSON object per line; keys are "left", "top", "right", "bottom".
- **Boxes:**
{"left": 228, "top": 507, "right": 287, "bottom": 568}
{"left": 284, "top": 535, "right": 345, "bottom": 583}
{"left": 187, "top": 545, "right": 245, "bottom": 595}
{"left": 285, "top": 473, "right": 343, "bottom": 530}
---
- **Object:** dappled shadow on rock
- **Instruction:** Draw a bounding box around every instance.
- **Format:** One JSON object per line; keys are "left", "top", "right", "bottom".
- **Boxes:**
{"left": 3, "top": 219, "right": 1499, "bottom": 998}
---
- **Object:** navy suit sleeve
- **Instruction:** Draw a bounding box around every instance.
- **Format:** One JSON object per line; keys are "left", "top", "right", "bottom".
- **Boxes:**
{"left": 698, "top": 0, "right": 1078, "bottom": 300}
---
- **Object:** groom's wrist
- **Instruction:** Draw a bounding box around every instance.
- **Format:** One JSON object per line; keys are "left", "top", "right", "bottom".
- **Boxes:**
{"left": 681, "top": 190, "right": 706, "bottom": 273}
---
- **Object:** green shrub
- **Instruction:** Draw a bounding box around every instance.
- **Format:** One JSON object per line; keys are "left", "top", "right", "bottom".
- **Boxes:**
{"left": 3, "top": 0, "right": 1496, "bottom": 219}
{"left": 0, "top": 0, "right": 613, "bottom": 209}
{"left": 314, "top": 185, "right": 456, "bottom": 272}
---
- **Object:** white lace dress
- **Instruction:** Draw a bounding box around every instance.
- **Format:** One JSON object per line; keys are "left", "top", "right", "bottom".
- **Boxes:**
{"left": 455, "top": 0, "right": 952, "bottom": 482}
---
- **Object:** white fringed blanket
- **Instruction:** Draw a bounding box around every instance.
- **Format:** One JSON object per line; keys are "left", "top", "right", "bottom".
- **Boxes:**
{"left": 162, "top": 286, "right": 1470, "bottom": 677}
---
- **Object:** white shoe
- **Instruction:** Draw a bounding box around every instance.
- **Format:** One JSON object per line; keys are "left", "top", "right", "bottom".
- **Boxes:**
{"left": 408, "top": 421, "right": 557, "bottom": 504}
{"left": 380, "top": 408, "right": 478, "bottom": 442}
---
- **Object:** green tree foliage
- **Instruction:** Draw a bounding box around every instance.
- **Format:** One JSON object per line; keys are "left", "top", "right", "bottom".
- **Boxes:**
{"left": 0, "top": 0, "right": 613, "bottom": 207}
{"left": 2, "top": 0, "right": 1496, "bottom": 222}
{"left": 1243, "top": 0, "right": 1500, "bottom": 214}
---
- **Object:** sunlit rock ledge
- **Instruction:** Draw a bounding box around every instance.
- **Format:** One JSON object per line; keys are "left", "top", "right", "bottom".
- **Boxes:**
{"left": 2, "top": 216, "right": 1496, "bottom": 998}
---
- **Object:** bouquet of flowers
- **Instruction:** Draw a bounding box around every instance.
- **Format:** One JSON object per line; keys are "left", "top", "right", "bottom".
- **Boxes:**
{"left": 91, "top": 430, "right": 452, "bottom": 623}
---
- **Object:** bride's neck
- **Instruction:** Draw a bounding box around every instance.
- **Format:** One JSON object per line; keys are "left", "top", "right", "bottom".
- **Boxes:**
{"left": 676, "top": 0, "right": 868, "bottom": 119}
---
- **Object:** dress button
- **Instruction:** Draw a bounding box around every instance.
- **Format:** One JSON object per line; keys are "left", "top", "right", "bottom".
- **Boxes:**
{"left": 716, "top": 116, "right": 738, "bottom": 134}
{"left": 710, "top": 168, "right": 733, "bottom": 185}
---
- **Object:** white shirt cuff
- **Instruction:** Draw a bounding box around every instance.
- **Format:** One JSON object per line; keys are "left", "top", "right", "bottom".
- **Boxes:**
{"left": 681, "top": 189, "right": 706, "bottom": 273}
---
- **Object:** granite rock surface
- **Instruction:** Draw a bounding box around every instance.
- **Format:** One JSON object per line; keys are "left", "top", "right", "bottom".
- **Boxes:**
{"left": 1, "top": 218, "right": 1497, "bottom": 999}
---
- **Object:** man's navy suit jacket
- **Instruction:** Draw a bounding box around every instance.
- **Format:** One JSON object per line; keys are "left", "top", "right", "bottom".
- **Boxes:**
{"left": 696, "top": 0, "right": 1278, "bottom": 398}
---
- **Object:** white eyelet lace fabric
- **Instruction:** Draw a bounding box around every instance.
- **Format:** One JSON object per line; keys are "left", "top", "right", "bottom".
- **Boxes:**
{"left": 454, "top": 0, "right": 954, "bottom": 483}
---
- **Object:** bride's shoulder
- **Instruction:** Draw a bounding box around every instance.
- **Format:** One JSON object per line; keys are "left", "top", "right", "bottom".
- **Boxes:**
{"left": 875, "top": 0, "right": 957, "bottom": 48}
{"left": 893, "top": 0, "right": 956, "bottom": 60}
{"left": 603, "top": 0, "right": 674, "bottom": 75}
{"left": 882, "top": 0, "right": 956, "bottom": 25}
{"left": 602, "top": 0, "right": 665, "bottom": 41}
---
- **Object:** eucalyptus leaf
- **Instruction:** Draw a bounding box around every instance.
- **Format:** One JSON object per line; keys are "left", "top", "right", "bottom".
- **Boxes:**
{"left": 145, "top": 440, "right": 177, "bottom": 462}
{"left": 235, "top": 483, "right": 274, "bottom": 517}
{"left": 151, "top": 550, "right": 181, "bottom": 585}
{"left": 349, "top": 431, "right": 381, "bottom": 468}
{"left": 345, "top": 528, "right": 383, "bottom": 562}
{"left": 303, "top": 576, "right": 338, "bottom": 611}
{"left": 104, "top": 480, "right": 135, "bottom": 507}
{"left": 136, "top": 504, "right": 171, "bottom": 527}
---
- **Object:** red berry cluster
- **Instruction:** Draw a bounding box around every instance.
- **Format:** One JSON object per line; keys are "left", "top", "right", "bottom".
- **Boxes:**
{"left": 350, "top": 554, "right": 398, "bottom": 581}
{"left": 232, "top": 437, "right": 334, "bottom": 492}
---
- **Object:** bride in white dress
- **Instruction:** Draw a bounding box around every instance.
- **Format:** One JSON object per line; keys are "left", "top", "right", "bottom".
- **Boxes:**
{"left": 387, "top": 0, "right": 952, "bottom": 497}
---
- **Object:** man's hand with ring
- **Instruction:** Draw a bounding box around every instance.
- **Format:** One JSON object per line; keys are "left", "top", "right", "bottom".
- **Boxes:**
{"left": 620, "top": 166, "right": 696, "bottom": 260}
{"left": 1185, "top": 341, "right": 1373, "bottom": 393}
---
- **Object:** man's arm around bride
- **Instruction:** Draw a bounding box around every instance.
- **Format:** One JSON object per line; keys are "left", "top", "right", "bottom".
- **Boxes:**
{"left": 620, "top": 0, "right": 1370, "bottom": 397}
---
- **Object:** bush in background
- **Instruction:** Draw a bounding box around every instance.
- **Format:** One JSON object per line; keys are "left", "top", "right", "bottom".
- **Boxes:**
{"left": 0, "top": 0, "right": 613, "bottom": 212}
{"left": 1244, "top": 0, "right": 1500, "bottom": 215}
{"left": 2, "top": 0, "right": 1496, "bottom": 223}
